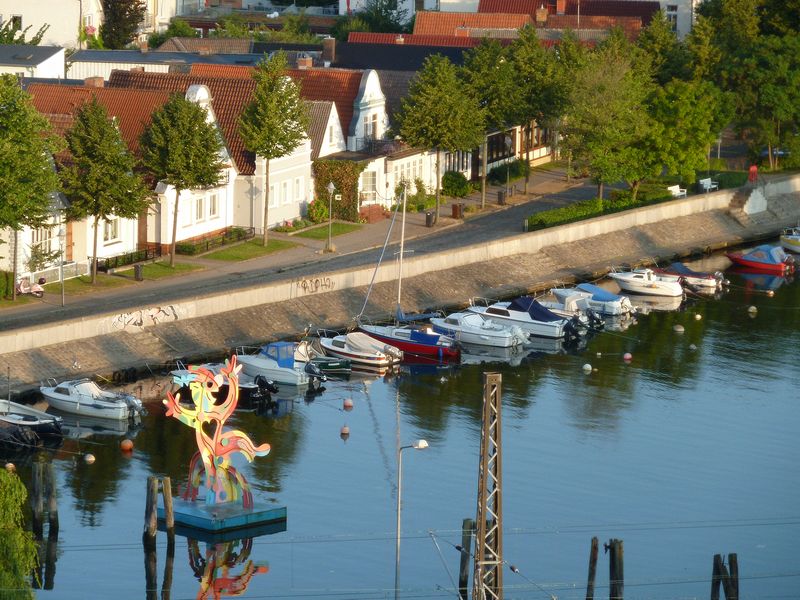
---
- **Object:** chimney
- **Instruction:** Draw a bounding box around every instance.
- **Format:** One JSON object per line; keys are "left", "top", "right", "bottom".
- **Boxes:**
{"left": 130, "top": 66, "right": 145, "bottom": 72}
{"left": 297, "top": 54, "right": 312, "bottom": 69}
{"left": 395, "top": 35, "right": 405, "bottom": 44}
{"left": 84, "top": 76, "right": 104, "bottom": 88}
{"left": 535, "top": 4, "right": 549, "bottom": 22}
{"left": 556, "top": 0, "right": 565, "bottom": 14}
{"left": 322, "top": 37, "right": 336, "bottom": 65}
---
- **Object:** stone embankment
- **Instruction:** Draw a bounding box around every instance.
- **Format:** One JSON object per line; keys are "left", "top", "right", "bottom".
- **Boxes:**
{"left": 4, "top": 176, "right": 800, "bottom": 394}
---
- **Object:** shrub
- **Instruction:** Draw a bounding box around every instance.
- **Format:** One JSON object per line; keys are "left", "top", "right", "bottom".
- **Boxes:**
{"left": 714, "top": 171, "right": 748, "bottom": 189}
{"left": 488, "top": 159, "right": 529, "bottom": 185}
{"left": 0, "top": 270, "right": 11, "bottom": 298}
{"left": 441, "top": 171, "right": 471, "bottom": 198}
{"left": 306, "top": 198, "right": 329, "bottom": 224}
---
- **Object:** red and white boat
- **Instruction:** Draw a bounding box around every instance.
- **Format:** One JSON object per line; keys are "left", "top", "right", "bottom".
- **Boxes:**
{"left": 357, "top": 322, "right": 461, "bottom": 362}
{"left": 725, "top": 245, "right": 795, "bottom": 275}
{"left": 318, "top": 331, "right": 403, "bottom": 370}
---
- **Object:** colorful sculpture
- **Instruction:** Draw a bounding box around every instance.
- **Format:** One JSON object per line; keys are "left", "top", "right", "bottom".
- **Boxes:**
{"left": 164, "top": 356, "right": 270, "bottom": 507}
{"left": 189, "top": 537, "right": 268, "bottom": 600}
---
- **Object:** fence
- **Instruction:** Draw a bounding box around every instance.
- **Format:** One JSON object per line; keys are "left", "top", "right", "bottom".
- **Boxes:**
{"left": 93, "top": 246, "right": 163, "bottom": 272}
{"left": 31, "top": 260, "right": 89, "bottom": 284}
{"left": 176, "top": 226, "right": 256, "bottom": 255}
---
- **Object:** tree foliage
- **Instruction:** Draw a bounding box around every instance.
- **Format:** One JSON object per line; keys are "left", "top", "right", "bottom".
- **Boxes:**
{"left": 0, "top": 469, "right": 37, "bottom": 599}
{"left": 60, "top": 98, "right": 150, "bottom": 282}
{"left": 395, "top": 55, "right": 485, "bottom": 221}
{"left": 100, "top": 0, "right": 146, "bottom": 49}
{"left": 147, "top": 18, "right": 198, "bottom": 49}
{"left": 0, "top": 21, "right": 49, "bottom": 45}
{"left": 239, "top": 52, "right": 309, "bottom": 245}
{"left": 140, "top": 93, "right": 226, "bottom": 266}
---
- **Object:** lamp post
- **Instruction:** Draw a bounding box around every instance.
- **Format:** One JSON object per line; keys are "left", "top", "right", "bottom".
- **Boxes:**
{"left": 504, "top": 134, "right": 512, "bottom": 197}
{"left": 58, "top": 226, "right": 66, "bottom": 308}
{"left": 395, "top": 439, "right": 429, "bottom": 600}
{"left": 325, "top": 181, "right": 335, "bottom": 253}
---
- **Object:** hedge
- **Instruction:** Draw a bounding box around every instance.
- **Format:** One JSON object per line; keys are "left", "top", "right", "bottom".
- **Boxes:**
{"left": 488, "top": 159, "right": 529, "bottom": 185}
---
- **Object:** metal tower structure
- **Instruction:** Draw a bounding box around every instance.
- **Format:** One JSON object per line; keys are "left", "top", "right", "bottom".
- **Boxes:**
{"left": 472, "top": 372, "right": 504, "bottom": 600}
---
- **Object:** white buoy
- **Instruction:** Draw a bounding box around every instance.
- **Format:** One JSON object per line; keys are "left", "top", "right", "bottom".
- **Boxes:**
{"left": 340, "top": 425, "right": 350, "bottom": 441}
{"left": 5, "top": 462, "right": 15, "bottom": 473}
{"left": 623, "top": 352, "right": 632, "bottom": 362}
{"left": 343, "top": 398, "right": 354, "bottom": 411}
{"left": 596, "top": 352, "right": 602, "bottom": 357}
{"left": 767, "top": 290, "right": 775, "bottom": 297}
{"left": 694, "top": 314, "right": 702, "bottom": 321}
{"left": 582, "top": 363, "right": 592, "bottom": 373}
{"left": 748, "top": 305, "right": 758, "bottom": 314}
{"left": 673, "top": 324, "right": 685, "bottom": 333}
{"left": 84, "top": 453, "right": 96, "bottom": 465}
{"left": 689, "top": 344, "right": 697, "bottom": 351}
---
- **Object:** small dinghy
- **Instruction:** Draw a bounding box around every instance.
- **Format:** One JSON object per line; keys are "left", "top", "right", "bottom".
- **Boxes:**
{"left": 0, "top": 399, "right": 63, "bottom": 438}
{"left": 652, "top": 262, "right": 727, "bottom": 292}
{"left": 726, "top": 244, "right": 795, "bottom": 275}
{"left": 318, "top": 331, "right": 403, "bottom": 369}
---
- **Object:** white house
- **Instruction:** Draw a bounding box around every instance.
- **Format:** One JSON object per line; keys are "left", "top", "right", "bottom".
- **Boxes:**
{"left": 337, "top": 0, "right": 439, "bottom": 23}
{"left": 0, "top": 45, "right": 65, "bottom": 79}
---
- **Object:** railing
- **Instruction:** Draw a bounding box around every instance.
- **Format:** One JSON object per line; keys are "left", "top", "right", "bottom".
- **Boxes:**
{"left": 30, "top": 260, "right": 89, "bottom": 283}
{"left": 93, "top": 246, "right": 163, "bottom": 272}
{"left": 356, "top": 138, "right": 403, "bottom": 155}
{"left": 176, "top": 226, "right": 256, "bottom": 255}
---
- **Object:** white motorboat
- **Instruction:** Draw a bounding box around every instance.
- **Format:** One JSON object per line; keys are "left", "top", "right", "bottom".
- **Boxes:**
{"left": 780, "top": 226, "right": 800, "bottom": 253}
{"left": 570, "top": 283, "right": 636, "bottom": 316}
{"left": 608, "top": 268, "right": 685, "bottom": 297}
{"left": 0, "top": 399, "right": 63, "bottom": 438}
{"left": 652, "top": 262, "right": 727, "bottom": 292}
{"left": 318, "top": 331, "right": 403, "bottom": 369}
{"left": 236, "top": 342, "right": 327, "bottom": 387}
{"left": 467, "top": 296, "right": 580, "bottom": 339}
{"left": 538, "top": 291, "right": 605, "bottom": 330}
{"left": 430, "top": 311, "right": 528, "bottom": 348}
{"left": 39, "top": 378, "right": 145, "bottom": 421}
{"left": 169, "top": 361, "right": 279, "bottom": 409}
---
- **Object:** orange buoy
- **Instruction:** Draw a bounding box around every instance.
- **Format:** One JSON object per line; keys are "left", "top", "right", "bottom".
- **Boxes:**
{"left": 84, "top": 453, "right": 96, "bottom": 465}
{"left": 120, "top": 439, "right": 134, "bottom": 452}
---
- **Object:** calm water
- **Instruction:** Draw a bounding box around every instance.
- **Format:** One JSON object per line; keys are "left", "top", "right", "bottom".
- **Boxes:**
{"left": 7, "top": 257, "right": 800, "bottom": 599}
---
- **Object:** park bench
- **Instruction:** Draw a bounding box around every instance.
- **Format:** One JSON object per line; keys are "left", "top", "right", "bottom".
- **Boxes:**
{"left": 667, "top": 184, "right": 687, "bottom": 198}
{"left": 698, "top": 177, "right": 719, "bottom": 192}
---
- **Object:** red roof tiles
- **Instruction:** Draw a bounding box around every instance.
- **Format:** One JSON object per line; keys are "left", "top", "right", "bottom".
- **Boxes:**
{"left": 188, "top": 63, "right": 363, "bottom": 139}
{"left": 413, "top": 11, "right": 533, "bottom": 36}
{"left": 348, "top": 32, "right": 485, "bottom": 48}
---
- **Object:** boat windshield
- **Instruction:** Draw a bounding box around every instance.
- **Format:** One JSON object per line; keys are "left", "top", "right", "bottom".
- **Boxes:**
{"left": 262, "top": 342, "right": 296, "bottom": 369}
{"left": 74, "top": 380, "right": 104, "bottom": 398}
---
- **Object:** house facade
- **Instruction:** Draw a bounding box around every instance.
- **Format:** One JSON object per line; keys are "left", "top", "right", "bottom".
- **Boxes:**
{"left": 0, "top": 45, "right": 65, "bottom": 79}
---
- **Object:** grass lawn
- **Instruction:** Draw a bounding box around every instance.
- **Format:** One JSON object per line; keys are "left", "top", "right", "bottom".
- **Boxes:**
{"left": 203, "top": 239, "right": 297, "bottom": 261}
{"left": 125, "top": 261, "right": 204, "bottom": 280}
{"left": 43, "top": 273, "right": 136, "bottom": 296}
{"left": 294, "top": 222, "right": 362, "bottom": 240}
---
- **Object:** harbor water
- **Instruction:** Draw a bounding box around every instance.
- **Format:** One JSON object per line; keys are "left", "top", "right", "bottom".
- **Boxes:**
{"left": 5, "top": 257, "right": 800, "bottom": 599}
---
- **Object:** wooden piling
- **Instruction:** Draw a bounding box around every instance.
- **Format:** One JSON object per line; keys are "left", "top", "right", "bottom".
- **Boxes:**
{"left": 586, "top": 537, "right": 598, "bottom": 600}
{"left": 31, "top": 461, "right": 44, "bottom": 539}
{"left": 144, "top": 543, "right": 158, "bottom": 600}
{"left": 161, "top": 534, "right": 175, "bottom": 600}
{"left": 161, "top": 477, "right": 174, "bottom": 535}
{"left": 458, "top": 518, "right": 475, "bottom": 600}
{"left": 727, "top": 554, "right": 738, "bottom": 600}
{"left": 46, "top": 462, "right": 59, "bottom": 534}
{"left": 608, "top": 538, "right": 624, "bottom": 600}
{"left": 143, "top": 476, "right": 158, "bottom": 551}
{"left": 711, "top": 554, "right": 724, "bottom": 600}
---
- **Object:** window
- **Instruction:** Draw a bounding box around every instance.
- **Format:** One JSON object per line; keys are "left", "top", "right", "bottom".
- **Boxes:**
{"left": 371, "top": 113, "right": 378, "bottom": 139}
{"left": 361, "top": 171, "right": 376, "bottom": 201}
{"left": 103, "top": 218, "right": 120, "bottom": 242}
{"left": 295, "top": 177, "right": 304, "bottom": 202}
{"left": 363, "top": 113, "right": 378, "bottom": 140}
{"left": 83, "top": 15, "right": 93, "bottom": 26}
{"left": 31, "top": 226, "right": 53, "bottom": 246}
{"left": 269, "top": 184, "right": 278, "bottom": 208}
{"left": 329, "top": 125, "right": 336, "bottom": 146}
{"left": 10, "top": 15, "right": 22, "bottom": 30}
{"left": 209, "top": 193, "right": 218, "bottom": 218}
{"left": 195, "top": 197, "right": 205, "bottom": 222}
{"left": 282, "top": 181, "right": 290, "bottom": 205}
{"left": 666, "top": 4, "right": 678, "bottom": 31}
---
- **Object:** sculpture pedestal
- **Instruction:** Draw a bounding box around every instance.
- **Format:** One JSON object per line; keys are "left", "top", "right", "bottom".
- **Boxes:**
{"left": 158, "top": 498, "right": 287, "bottom": 543}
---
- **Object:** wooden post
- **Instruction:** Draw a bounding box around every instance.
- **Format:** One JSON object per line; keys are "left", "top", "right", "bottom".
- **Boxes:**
{"left": 143, "top": 476, "right": 158, "bottom": 551}
{"left": 711, "top": 554, "right": 724, "bottom": 600}
{"left": 144, "top": 543, "right": 158, "bottom": 600}
{"left": 608, "top": 539, "right": 623, "bottom": 600}
{"left": 31, "top": 461, "right": 44, "bottom": 539}
{"left": 727, "top": 554, "right": 738, "bottom": 600}
{"left": 161, "top": 533, "right": 175, "bottom": 600}
{"left": 161, "top": 477, "right": 174, "bottom": 535}
{"left": 46, "top": 462, "right": 59, "bottom": 534}
{"left": 458, "top": 518, "right": 475, "bottom": 600}
{"left": 586, "top": 537, "right": 598, "bottom": 600}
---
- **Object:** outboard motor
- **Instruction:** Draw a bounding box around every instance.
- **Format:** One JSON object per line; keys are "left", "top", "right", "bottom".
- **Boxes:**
{"left": 586, "top": 308, "right": 605, "bottom": 330}
{"left": 564, "top": 318, "right": 580, "bottom": 341}
{"left": 254, "top": 375, "right": 279, "bottom": 395}
{"left": 123, "top": 393, "right": 147, "bottom": 418}
{"left": 304, "top": 362, "right": 327, "bottom": 388}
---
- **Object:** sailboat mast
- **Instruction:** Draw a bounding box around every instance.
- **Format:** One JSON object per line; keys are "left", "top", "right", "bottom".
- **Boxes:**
{"left": 396, "top": 184, "right": 407, "bottom": 320}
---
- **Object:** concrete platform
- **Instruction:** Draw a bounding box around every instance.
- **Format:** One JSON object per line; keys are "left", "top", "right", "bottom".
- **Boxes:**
{"left": 157, "top": 498, "right": 287, "bottom": 542}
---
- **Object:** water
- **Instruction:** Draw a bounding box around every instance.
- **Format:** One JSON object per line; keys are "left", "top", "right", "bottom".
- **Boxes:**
{"left": 6, "top": 262, "right": 800, "bottom": 599}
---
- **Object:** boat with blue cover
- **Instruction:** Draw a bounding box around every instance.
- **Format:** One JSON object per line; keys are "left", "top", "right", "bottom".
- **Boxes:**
{"left": 726, "top": 244, "right": 795, "bottom": 275}
{"left": 573, "top": 283, "right": 636, "bottom": 316}
{"left": 467, "top": 296, "right": 580, "bottom": 339}
{"left": 237, "top": 342, "right": 327, "bottom": 387}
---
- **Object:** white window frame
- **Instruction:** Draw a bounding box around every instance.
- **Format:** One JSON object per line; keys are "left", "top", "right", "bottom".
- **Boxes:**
{"left": 295, "top": 176, "right": 304, "bottom": 202}
{"left": 103, "top": 217, "right": 120, "bottom": 243}
{"left": 269, "top": 184, "right": 278, "bottom": 208}
{"left": 282, "top": 181, "right": 290, "bottom": 205}
{"left": 361, "top": 171, "right": 377, "bottom": 201}
{"left": 195, "top": 196, "right": 205, "bottom": 222}
{"left": 209, "top": 193, "right": 218, "bottom": 218}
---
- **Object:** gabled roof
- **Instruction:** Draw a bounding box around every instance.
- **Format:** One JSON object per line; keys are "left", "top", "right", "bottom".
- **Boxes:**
{"left": 155, "top": 37, "right": 253, "bottom": 53}
{"left": 375, "top": 70, "right": 416, "bottom": 120}
{"left": 478, "top": 0, "right": 659, "bottom": 26}
{"left": 307, "top": 101, "right": 335, "bottom": 160}
{"left": 333, "top": 41, "right": 468, "bottom": 71}
{"left": 187, "top": 63, "right": 363, "bottom": 136}
{"left": 26, "top": 83, "right": 172, "bottom": 156}
{"left": 348, "top": 32, "right": 485, "bottom": 48}
{"left": 413, "top": 12, "right": 533, "bottom": 36}
{"left": 0, "top": 44, "right": 63, "bottom": 66}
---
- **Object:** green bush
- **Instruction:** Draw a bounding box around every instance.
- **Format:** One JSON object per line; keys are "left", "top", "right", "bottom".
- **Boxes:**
{"left": 441, "top": 171, "right": 471, "bottom": 198}
{"left": 707, "top": 158, "right": 727, "bottom": 171}
{"left": 0, "top": 270, "right": 11, "bottom": 298}
{"left": 713, "top": 171, "right": 748, "bottom": 189}
{"left": 528, "top": 197, "right": 603, "bottom": 230}
{"left": 306, "top": 198, "right": 329, "bottom": 224}
{"left": 488, "top": 159, "right": 530, "bottom": 185}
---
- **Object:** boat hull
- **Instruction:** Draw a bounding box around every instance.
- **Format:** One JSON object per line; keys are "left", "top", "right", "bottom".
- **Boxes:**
{"left": 319, "top": 340, "right": 398, "bottom": 369}
{"left": 609, "top": 274, "right": 684, "bottom": 297}
{"left": 357, "top": 326, "right": 460, "bottom": 362}
{"left": 41, "top": 393, "right": 130, "bottom": 420}
{"left": 236, "top": 355, "right": 310, "bottom": 387}
{"left": 725, "top": 254, "right": 792, "bottom": 275}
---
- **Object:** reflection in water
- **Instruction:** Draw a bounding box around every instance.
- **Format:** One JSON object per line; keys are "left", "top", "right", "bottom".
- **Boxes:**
{"left": 30, "top": 459, "right": 59, "bottom": 591}
{"left": 189, "top": 537, "right": 268, "bottom": 600}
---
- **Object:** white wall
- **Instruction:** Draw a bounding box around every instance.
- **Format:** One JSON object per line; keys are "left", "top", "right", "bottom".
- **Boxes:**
{"left": 347, "top": 70, "right": 388, "bottom": 151}
{"left": 0, "top": 0, "right": 102, "bottom": 49}
{"left": 0, "top": 48, "right": 65, "bottom": 79}
{"left": 319, "top": 107, "right": 346, "bottom": 159}
{"left": 66, "top": 60, "right": 170, "bottom": 80}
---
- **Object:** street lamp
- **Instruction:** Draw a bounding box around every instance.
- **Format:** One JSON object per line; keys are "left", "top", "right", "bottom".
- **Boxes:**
{"left": 504, "top": 134, "right": 512, "bottom": 197}
{"left": 58, "top": 226, "right": 66, "bottom": 308}
{"left": 395, "top": 439, "right": 429, "bottom": 600}
{"left": 325, "top": 181, "right": 335, "bottom": 253}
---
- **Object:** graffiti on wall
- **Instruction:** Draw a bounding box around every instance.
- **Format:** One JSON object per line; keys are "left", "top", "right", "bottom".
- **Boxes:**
{"left": 111, "top": 305, "right": 179, "bottom": 330}
{"left": 294, "top": 276, "right": 336, "bottom": 295}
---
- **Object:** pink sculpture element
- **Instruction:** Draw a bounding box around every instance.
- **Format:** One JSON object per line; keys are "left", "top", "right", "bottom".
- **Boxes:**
{"left": 164, "top": 356, "right": 270, "bottom": 506}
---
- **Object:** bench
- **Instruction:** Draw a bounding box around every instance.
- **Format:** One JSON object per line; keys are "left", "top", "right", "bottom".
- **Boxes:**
{"left": 667, "top": 184, "right": 687, "bottom": 198}
{"left": 699, "top": 177, "right": 719, "bottom": 192}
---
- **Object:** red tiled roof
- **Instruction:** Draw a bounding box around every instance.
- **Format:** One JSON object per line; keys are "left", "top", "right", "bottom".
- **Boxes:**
{"left": 188, "top": 63, "right": 363, "bottom": 139}
{"left": 348, "top": 32, "right": 484, "bottom": 48}
{"left": 478, "top": 0, "right": 658, "bottom": 25}
{"left": 543, "top": 14, "right": 642, "bottom": 37}
{"left": 413, "top": 11, "right": 533, "bottom": 36}
{"left": 26, "top": 84, "right": 172, "bottom": 156}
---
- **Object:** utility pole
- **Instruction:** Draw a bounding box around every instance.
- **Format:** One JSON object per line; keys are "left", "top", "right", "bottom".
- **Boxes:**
{"left": 472, "top": 372, "right": 503, "bottom": 600}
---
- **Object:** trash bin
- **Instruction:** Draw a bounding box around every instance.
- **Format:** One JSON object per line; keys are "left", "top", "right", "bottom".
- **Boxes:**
{"left": 425, "top": 211, "right": 434, "bottom": 227}
{"left": 134, "top": 264, "right": 144, "bottom": 281}
{"left": 497, "top": 190, "right": 506, "bottom": 205}
{"left": 451, "top": 203, "right": 464, "bottom": 219}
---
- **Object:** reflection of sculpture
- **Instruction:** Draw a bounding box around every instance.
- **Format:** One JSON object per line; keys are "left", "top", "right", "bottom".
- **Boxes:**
{"left": 188, "top": 537, "right": 268, "bottom": 600}
{"left": 164, "top": 356, "right": 270, "bottom": 507}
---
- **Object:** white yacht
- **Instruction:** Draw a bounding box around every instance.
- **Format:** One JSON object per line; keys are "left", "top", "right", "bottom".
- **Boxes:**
{"left": 467, "top": 296, "right": 580, "bottom": 339}
{"left": 430, "top": 311, "right": 528, "bottom": 347}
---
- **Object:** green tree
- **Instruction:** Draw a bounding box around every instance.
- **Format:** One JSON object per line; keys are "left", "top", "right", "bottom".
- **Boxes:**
{"left": 211, "top": 15, "right": 251, "bottom": 38}
{"left": 637, "top": 10, "right": 690, "bottom": 84}
{"left": 147, "top": 18, "right": 198, "bottom": 49}
{"left": 330, "top": 15, "right": 370, "bottom": 42}
{"left": 100, "top": 0, "right": 146, "bottom": 49}
{"left": 0, "top": 21, "right": 49, "bottom": 45}
{"left": 0, "top": 75, "right": 62, "bottom": 301}
{"left": 684, "top": 15, "right": 722, "bottom": 82}
{"left": 239, "top": 52, "right": 309, "bottom": 246}
{"left": 140, "top": 94, "right": 226, "bottom": 266}
{"left": 696, "top": 0, "right": 760, "bottom": 56}
{"left": 0, "top": 469, "right": 38, "bottom": 600}
{"left": 60, "top": 98, "right": 151, "bottom": 283}
{"left": 395, "top": 55, "right": 485, "bottom": 223}
{"left": 759, "top": 0, "right": 800, "bottom": 36}
{"left": 357, "top": 0, "right": 409, "bottom": 32}
{"left": 461, "top": 39, "right": 519, "bottom": 206}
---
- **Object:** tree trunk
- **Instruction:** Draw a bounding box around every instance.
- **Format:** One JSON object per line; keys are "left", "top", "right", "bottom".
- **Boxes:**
{"left": 598, "top": 181, "right": 604, "bottom": 201}
{"left": 170, "top": 187, "right": 181, "bottom": 268}
{"left": 91, "top": 215, "right": 99, "bottom": 284}
{"left": 480, "top": 137, "right": 487, "bottom": 209}
{"left": 524, "top": 123, "right": 532, "bottom": 194}
{"left": 434, "top": 149, "right": 441, "bottom": 224}
{"left": 262, "top": 158, "right": 270, "bottom": 246}
{"left": 11, "top": 229, "right": 18, "bottom": 301}
{"left": 630, "top": 181, "right": 640, "bottom": 203}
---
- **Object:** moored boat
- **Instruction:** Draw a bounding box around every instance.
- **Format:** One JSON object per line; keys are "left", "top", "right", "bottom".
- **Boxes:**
{"left": 780, "top": 226, "right": 800, "bottom": 253}
{"left": 237, "top": 342, "right": 327, "bottom": 387}
{"left": 725, "top": 245, "right": 795, "bottom": 275}
{"left": 39, "top": 379, "right": 145, "bottom": 421}
{"left": 0, "top": 399, "right": 63, "bottom": 438}
{"left": 294, "top": 338, "right": 352, "bottom": 376}
{"left": 318, "top": 331, "right": 403, "bottom": 369}
{"left": 169, "top": 361, "right": 279, "bottom": 410}
{"left": 573, "top": 283, "right": 636, "bottom": 316}
{"left": 357, "top": 322, "right": 461, "bottom": 362}
{"left": 430, "top": 311, "right": 528, "bottom": 348}
{"left": 467, "top": 296, "right": 580, "bottom": 339}
{"left": 652, "top": 262, "right": 727, "bottom": 292}
{"left": 608, "top": 268, "right": 685, "bottom": 297}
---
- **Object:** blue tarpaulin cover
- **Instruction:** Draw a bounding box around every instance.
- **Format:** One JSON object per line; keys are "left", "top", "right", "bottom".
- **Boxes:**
{"left": 508, "top": 296, "right": 563, "bottom": 322}
{"left": 576, "top": 283, "right": 624, "bottom": 303}
{"left": 409, "top": 329, "right": 441, "bottom": 344}
{"left": 260, "top": 342, "right": 295, "bottom": 368}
